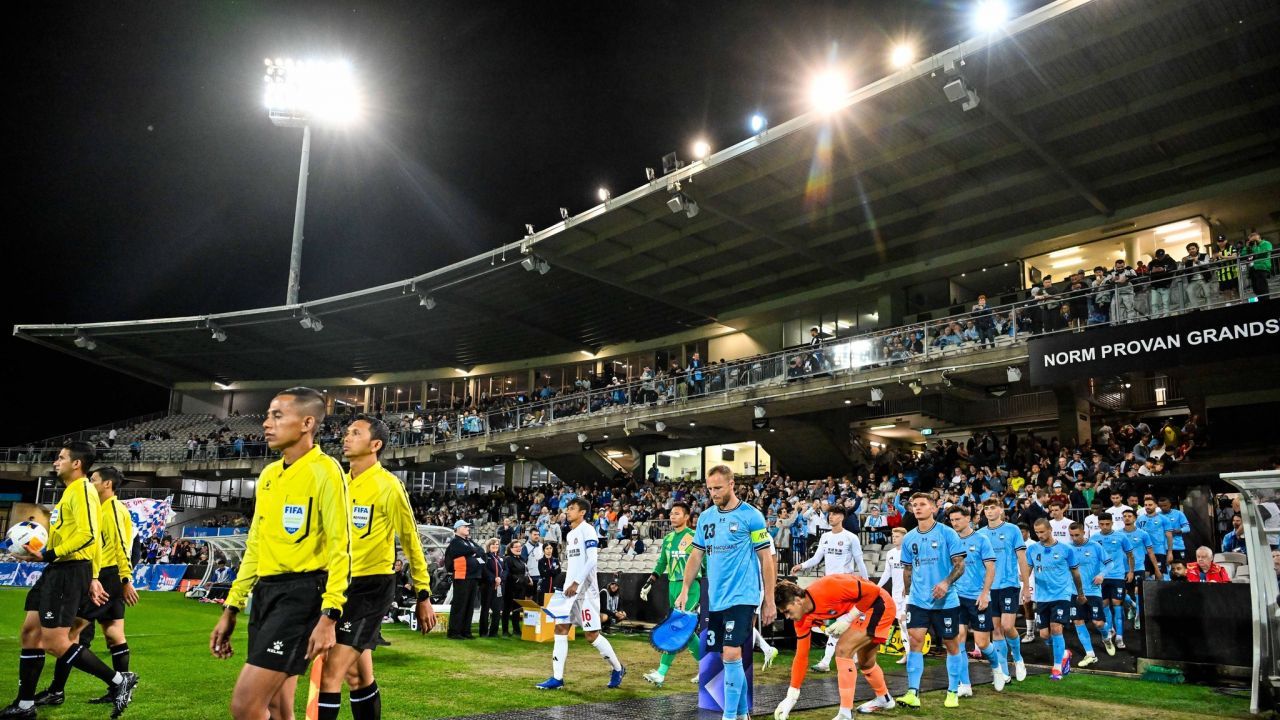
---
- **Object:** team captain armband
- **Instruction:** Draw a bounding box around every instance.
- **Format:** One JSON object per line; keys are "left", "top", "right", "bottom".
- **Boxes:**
{"left": 751, "top": 528, "right": 770, "bottom": 544}
{"left": 584, "top": 539, "right": 599, "bottom": 548}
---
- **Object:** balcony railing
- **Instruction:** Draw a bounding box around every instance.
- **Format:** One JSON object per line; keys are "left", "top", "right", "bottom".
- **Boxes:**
{"left": 0, "top": 249, "right": 1272, "bottom": 466}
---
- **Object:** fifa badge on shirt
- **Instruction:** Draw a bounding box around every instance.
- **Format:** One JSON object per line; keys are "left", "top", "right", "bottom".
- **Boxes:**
{"left": 283, "top": 504, "right": 306, "bottom": 534}
{"left": 352, "top": 505, "right": 372, "bottom": 530}
{"left": 50, "top": 509, "right": 60, "bottom": 524}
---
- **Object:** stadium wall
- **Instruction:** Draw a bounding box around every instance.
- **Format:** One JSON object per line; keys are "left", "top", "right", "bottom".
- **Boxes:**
{"left": 708, "top": 324, "right": 780, "bottom": 364}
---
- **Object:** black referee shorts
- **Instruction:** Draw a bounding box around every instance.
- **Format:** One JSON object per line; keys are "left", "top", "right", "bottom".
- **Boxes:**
{"left": 335, "top": 575, "right": 395, "bottom": 652}
{"left": 247, "top": 571, "right": 326, "bottom": 676}
{"left": 80, "top": 566, "right": 126, "bottom": 622}
{"left": 25, "top": 560, "right": 91, "bottom": 629}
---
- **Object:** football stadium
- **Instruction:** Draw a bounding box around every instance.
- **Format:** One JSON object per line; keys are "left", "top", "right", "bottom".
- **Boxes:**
{"left": 2, "top": 1, "right": 1278, "bottom": 719}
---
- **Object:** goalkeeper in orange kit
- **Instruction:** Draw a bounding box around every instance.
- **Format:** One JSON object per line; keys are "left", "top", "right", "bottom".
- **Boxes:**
{"left": 773, "top": 574, "right": 897, "bottom": 718}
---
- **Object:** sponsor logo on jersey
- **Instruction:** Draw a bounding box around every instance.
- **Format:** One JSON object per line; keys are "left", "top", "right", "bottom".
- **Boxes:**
{"left": 268, "top": 640, "right": 285, "bottom": 655}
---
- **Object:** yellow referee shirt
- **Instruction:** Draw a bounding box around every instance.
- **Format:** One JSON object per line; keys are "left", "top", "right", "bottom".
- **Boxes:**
{"left": 226, "top": 445, "right": 352, "bottom": 614}
{"left": 49, "top": 476, "right": 102, "bottom": 578}
{"left": 347, "top": 463, "right": 431, "bottom": 595}
{"left": 99, "top": 496, "right": 135, "bottom": 580}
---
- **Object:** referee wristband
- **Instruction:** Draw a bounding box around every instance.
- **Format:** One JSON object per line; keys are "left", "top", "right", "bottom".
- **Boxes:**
{"left": 40, "top": 548, "right": 58, "bottom": 563}
{"left": 416, "top": 590, "right": 431, "bottom": 603}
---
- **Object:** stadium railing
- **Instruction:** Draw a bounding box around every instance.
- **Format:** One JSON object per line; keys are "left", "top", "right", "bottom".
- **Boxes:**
{"left": 391, "top": 251, "right": 1273, "bottom": 450}
{"left": 0, "top": 250, "right": 1272, "bottom": 466}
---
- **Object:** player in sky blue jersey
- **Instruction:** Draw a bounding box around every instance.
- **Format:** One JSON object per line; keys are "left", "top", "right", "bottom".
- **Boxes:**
{"left": 1158, "top": 497, "right": 1191, "bottom": 562}
{"left": 1137, "top": 496, "right": 1174, "bottom": 578}
{"left": 1120, "top": 509, "right": 1160, "bottom": 633}
{"left": 1068, "top": 523, "right": 1110, "bottom": 667}
{"left": 677, "top": 465, "right": 776, "bottom": 720}
{"left": 897, "top": 494, "right": 967, "bottom": 709}
{"left": 947, "top": 506, "right": 1003, "bottom": 696}
{"left": 1092, "top": 513, "right": 1134, "bottom": 652}
{"left": 1027, "top": 518, "right": 1085, "bottom": 680}
{"left": 979, "top": 499, "right": 1031, "bottom": 682}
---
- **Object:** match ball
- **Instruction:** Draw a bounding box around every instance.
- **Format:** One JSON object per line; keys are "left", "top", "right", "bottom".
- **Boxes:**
{"left": 6, "top": 521, "right": 48, "bottom": 560}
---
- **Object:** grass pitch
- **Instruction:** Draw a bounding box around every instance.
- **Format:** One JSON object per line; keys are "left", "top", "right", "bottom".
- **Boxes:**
{"left": 0, "top": 590, "right": 1250, "bottom": 719}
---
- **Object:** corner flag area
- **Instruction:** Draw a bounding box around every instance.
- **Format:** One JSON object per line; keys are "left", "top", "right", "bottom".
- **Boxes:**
{"left": 0, "top": 591, "right": 1246, "bottom": 720}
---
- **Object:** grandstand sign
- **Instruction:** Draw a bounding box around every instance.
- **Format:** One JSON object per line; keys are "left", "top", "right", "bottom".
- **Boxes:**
{"left": 1028, "top": 300, "right": 1280, "bottom": 385}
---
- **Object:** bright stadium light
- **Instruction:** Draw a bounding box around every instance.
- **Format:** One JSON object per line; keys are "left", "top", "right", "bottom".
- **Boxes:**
{"left": 262, "top": 57, "right": 361, "bottom": 306}
{"left": 73, "top": 334, "right": 97, "bottom": 351}
{"left": 750, "top": 113, "right": 767, "bottom": 133}
{"left": 809, "top": 69, "right": 849, "bottom": 114}
{"left": 890, "top": 43, "right": 916, "bottom": 68}
{"left": 973, "top": 0, "right": 1010, "bottom": 34}
{"left": 692, "top": 139, "right": 711, "bottom": 160}
{"left": 597, "top": 187, "right": 611, "bottom": 203}
{"left": 209, "top": 322, "right": 228, "bottom": 342}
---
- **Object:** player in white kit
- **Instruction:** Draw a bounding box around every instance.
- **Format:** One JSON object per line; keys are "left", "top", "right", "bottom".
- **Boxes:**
{"left": 536, "top": 498, "right": 625, "bottom": 690}
{"left": 877, "top": 527, "right": 909, "bottom": 664}
{"left": 789, "top": 507, "right": 868, "bottom": 672}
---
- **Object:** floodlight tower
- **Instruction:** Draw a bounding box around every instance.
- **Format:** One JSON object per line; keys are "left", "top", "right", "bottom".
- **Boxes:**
{"left": 262, "top": 58, "right": 360, "bottom": 305}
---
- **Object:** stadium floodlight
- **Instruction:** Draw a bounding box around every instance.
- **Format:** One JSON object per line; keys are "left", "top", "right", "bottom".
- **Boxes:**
{"left": 73, "top": 334, "right": 97, "bottom": 351}
{"left": 559, "top": 207, "right": 570, "bottom": 220}
{"left": 870, "top": 387, "right": 884, "bottom": 402}
{"left": 521, "top": 254, "right": 550, "bottom": 274}
{"left": 509, "top": 443, "right": 520, "bottom": 453}
{"left": 692, "top": 139, "right": 711, "bottom": 160}
{"left": 419, "top": 295, "right": 436, "bottom": 310}
{"left": 298, "top": 310, "right": 324, "bottom": 332}
{"left": 909, "top": 379, "right": 923, "bottom": 395}
{"left": 654, "top": 421, "right": 666, "bottom": 432}
{"left": 209, "top": 322, "right": 228, "bottom": 342}
{"left": 576, "top": 433, "right": 588, "bottom": 443}
{"left": 263, "top": 57, "right": 361, "bottom": 306}
{"left": 525, "top": 223, "right": 535, "bottom": 236}
{"left": 597, "top": 187, "right": 610, "bottom": 203}
{"left": 890, "top": 43, "right": 916, "bottom": 68}
{"left": 455, "top": 452, "right": 464, "bottom": 461}
{"left": 973, "top": 0, "right": 1010, "bottom": 34}
{"left": 753, "top": 405, "right": 766, "bottom": 419}
{"left": 1007, "top": 366, "right": 1023, "bottom": 382}
{"left": 645, "top": 167, "right": 656, "bottom": 181}
{"left": 750, "top": 113, "right": 767, "bottom": 133}
{"left": 662, "top": 152, "right": 682, "bottom": 174}
{"left": 809, "top": 70, "right": 849, "bottom": 114}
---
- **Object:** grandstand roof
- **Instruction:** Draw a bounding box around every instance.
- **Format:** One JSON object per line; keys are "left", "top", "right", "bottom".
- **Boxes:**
{"left": 14, "top": 0, "right": 1280, "bottom": 387}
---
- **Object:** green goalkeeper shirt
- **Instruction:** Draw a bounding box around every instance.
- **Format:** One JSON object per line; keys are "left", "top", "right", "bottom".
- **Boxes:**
{"left": 653, "top": 526, "right": 701, "bottom": 582}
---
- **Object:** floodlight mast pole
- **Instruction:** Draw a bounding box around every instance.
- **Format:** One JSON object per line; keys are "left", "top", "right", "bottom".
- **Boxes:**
{"left": 285, "top": 123, "right": 312, "bottom": 306}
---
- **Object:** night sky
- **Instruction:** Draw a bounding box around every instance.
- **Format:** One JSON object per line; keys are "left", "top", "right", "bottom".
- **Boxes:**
{"left": 4, "top": 1, "right": 1044, "bottom": 445}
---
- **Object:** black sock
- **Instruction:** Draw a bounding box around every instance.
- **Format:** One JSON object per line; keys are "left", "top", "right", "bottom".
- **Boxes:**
{"left": 78, "top": 623, "right": 96, "bottom": 647}
{"left": 63, "top": 645, "right": 116, "bottom": 685}
{"left": 47, "top": 644, "right": 77, "bottom": 693}
{"left": 18, "top": 649, "right": 45, "bottom": 701}
{"left": 108, "top": 643, "right": 130, "bottom": 673}
{"left": 317, "top": 691, "right": 342, "bottom": 720}
{"left": 350, "top": 681, "right": 380, "bottom": 720}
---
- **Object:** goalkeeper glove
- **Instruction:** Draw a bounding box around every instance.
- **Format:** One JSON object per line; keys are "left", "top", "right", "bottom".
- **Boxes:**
{"left": 774, "top": 687, "right": 800, "bottom": 720}
{"left": 825, "top": 615, "right": 853, "bottom": 637}
{"left": 639, "top": 582, "right": 651, "bottom": 602}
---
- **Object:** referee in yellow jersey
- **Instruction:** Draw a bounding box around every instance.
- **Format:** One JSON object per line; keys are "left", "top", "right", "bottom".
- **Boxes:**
{"left": 316, "top": 414, "right": 437, "bottom": 720}
{"left": 35, "top": 466, "right": 140, "bottom": 707}
{"left": 3, "top": 442, "right": 135, "bottom": 720}
{"left": 210, "top": 387, "right": 352, "bottom": 720}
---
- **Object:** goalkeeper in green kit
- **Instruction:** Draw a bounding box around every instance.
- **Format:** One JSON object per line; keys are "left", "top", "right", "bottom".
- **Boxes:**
{"left": 642, "top": 502, "right": 703, "bottom": 687}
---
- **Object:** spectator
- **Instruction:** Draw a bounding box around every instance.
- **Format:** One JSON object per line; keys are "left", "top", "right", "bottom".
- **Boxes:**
{"left": 1186, "top": 546, "right": 1230, "bottom": 583}
{"left": 599, "top": 579, "right": 628, "bottom": 634}
{"left": 536, "top": 542, "right": 560, "bottom": 598}
{"left": 1221, "top": 514, "right": 1247, "bottom": 554}
{"left": 503, "top": 539, "right": 533, "bottom": 637}
{"left": 1244, "top": 231, "right": 1273, "bottom": 301}
{"left": 478, "top": 538, "right": 506, "bottom": 637}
